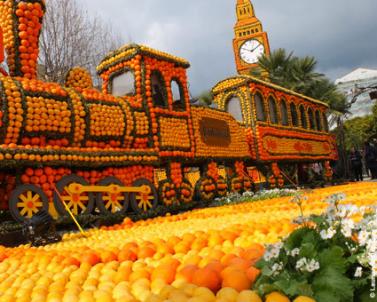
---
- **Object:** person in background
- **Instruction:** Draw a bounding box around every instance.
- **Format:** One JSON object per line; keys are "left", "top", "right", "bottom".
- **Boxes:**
{"left": 349, "top": 147, "right": 363, "bottom": 181}
{"left": 364, "top": 141, "right": 377, "bottom": 179}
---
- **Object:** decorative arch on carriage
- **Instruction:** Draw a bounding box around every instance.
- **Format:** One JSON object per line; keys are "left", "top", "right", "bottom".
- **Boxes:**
{"left": 225, "top": 94, "right": 244, "bottom": 122}
{"left": 308, "top": 107, "right": 316, "bottom": 130}
{"left": 299, "top": 104, "right": 308, "bottom": 129}
{"left": 267, "top": 95, "right": 278, "bottom": 125}
{"left": 315, "top": 110, "right": 323, "bottom": 131}
{"left": 289, "top": 101, "right": 299, "bottom": 127}
{"left": 253, "top": 91, "right": 266, "bottom": 122}
{"left": 279, "top": 98, "right": 289, "bottom": 126}
{"left": 322, "top": 112, "right": 329, "bottom": 132}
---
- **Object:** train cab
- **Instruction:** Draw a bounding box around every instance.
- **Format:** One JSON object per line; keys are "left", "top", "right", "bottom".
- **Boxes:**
{"left": 97, "top": 44, "right": 196, "bottom": 157}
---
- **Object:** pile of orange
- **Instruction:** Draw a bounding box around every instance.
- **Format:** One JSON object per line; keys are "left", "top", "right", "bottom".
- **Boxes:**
{"left": 1, "top": 77, "right": 23, "bottom": 144}
{"left": 0, "top": 182, "right": 376, "bottom": 301}
{"left": 134, "top": 112, "right": 149, "bottom": 136}
{"left": 66, "top": 67, "right": 94, "bottom": 90}
{"left": 88, "top": 104, "right": 125, "bottom": 137}
{"left": 15, "top": 0, "right": 44, "bottom": 79}
{"left": 25, "top": 96, "right": 71, "bottom": 134}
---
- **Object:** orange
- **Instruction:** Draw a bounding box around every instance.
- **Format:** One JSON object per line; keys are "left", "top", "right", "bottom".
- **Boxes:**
{"left": 176, "top": 265, "right": 198, "bottom": 283}
{"left": 80, "top": 253, "right": 101, "bottom": 266}
{"left": 265, "top": 292, "right": 290, "bottom": 302}
{"left": 221, "top": 268, "right": 252, "bottom": 292}
{"left": 246, "top": 266, "right": 261, "bottom": 284}
{"left": 192, "top": 267, "right": 221, "bottom": 292}
{"left": 151, "top": 264, "right": 176, "bottom": 284}
{"left": 137, "top": 246, "right": 156, "bottom": 259}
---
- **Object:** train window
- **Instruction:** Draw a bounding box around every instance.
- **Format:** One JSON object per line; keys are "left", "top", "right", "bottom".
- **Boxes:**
{"left": 315, "top": 110, "right": 322, "bottom": 131}
{"left": 308, "top": 108, "right": 315, "bottom": 130}
{"left": 226, "top": 96, "right": 243, "bottom": 122}
{"left": 323, "top": 112, "right": 329, "bottom": 132}
{"left": 254, "top": 93, "right": 266, "bottom": 122}
{"left": 290, "top": 103, "right": 299, "bottom": 127}
{"left": 268, "top": 96, "right": 278, "bottom": 124}
{"left": 151, "top": 70, "right": 167, "bottom": 108}
{"left": 299, "top": 105, "right": 308, "bottom": 129}
{"left": 280, "top": 99, "right": 289, "bottom": 126}
{"left": 111, "top": 70, "right": 135, "bottom": 97}
{"left": 171, "top": 79, "right": 186, "bottom": 111}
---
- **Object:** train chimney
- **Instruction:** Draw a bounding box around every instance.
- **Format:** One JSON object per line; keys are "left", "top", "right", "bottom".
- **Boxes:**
{"left": 0, "top": 0, "right": 45, "bottom": 79}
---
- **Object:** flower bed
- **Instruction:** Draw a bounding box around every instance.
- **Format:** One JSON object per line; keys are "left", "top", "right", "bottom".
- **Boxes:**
{"left": 0, "top": 183, "right": 375, "bottom": 301}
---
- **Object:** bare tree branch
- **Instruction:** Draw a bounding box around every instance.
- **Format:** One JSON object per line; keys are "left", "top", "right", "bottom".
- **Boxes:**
{"left": 38, "top": 0, "right": 123, "bottom": 87}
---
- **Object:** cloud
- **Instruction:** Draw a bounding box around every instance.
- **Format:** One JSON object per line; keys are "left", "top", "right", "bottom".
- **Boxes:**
{"left": 80, "top": 0, "right": 377, "bottom": 95}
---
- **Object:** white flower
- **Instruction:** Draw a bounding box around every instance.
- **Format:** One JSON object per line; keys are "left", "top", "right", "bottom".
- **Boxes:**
{"left": 290, "top": 248, "right": 300, "bottom": 257}
{"left": 358, "top": 231, "right": 370, "bottom": 246}
{"left": 296, "top": 258, "right": 307, "bottom": 270}
{"left": 354, "top": 267, "right": 363, "bottom": 278}
{"left": 341, "top": 219, "right": 355, "bottom": 238}
{"left": 264, "top": 243, "right": 283, "bottom": 261}
{"left": 296, "top": 258, "right": 320, "bottom": 273}
{"left": 306, "top": 259, "right": 320, "bottom": 272}
{"left": 271, "top": 262, "right": 284, "bottom": 276}
{"left": 320, "top": 227, "right": 336, "bottom": 239}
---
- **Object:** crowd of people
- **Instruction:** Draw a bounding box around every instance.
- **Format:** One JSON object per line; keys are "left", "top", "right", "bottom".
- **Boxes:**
{"left": 349, "top": 141, "right": 377, "bottom": 181}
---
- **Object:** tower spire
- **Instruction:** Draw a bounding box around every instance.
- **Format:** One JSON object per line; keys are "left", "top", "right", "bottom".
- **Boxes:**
{"left": 236, "top": 0, "right": 255, "bottom": 22}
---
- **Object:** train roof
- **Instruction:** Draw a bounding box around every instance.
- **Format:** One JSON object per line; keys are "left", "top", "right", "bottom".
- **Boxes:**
{"left": 97, "top": 44, "right": 190, "bottom": 74}
{"left": 212, "top": 75, "right": 329, "bottom": 108}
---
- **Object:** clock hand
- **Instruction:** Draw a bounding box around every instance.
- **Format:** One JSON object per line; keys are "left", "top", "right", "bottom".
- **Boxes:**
{"left": 249, "top": 44, "right": 261, "bottom": 53}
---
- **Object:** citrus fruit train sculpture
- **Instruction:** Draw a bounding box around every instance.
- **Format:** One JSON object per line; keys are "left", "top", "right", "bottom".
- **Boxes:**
{"left": 0, "top": 0, "right": 338, "bottom": 222}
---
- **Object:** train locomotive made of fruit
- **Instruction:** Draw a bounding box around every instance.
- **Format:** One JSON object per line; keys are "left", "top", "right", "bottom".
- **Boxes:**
{"left": 0, "top": 0, "right": 337, "bottom": 222}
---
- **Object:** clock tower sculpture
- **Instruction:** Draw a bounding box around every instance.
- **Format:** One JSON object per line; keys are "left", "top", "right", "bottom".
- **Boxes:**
{"left": 233, "top": 0, "right": 270, "bottom": 74}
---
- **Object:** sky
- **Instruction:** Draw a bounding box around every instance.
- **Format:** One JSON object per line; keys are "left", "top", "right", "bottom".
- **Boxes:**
{"left": 81, "top": 0, "right": 377, "bottom": 96}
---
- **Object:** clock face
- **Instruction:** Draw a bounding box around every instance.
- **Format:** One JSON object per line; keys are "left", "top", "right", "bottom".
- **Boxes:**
{"left": 239, "top": 39, "right": 265, "bottom": 64}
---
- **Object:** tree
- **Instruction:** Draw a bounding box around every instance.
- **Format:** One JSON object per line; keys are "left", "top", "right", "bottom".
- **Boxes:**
{"left": 196, "top": 90, "right": 214, "bottom": 107}
{"left": 251, "top": 49, "right": 347, "bottom": 111}
{"left": 344, "top": 116, "right": 374, "bottom": 150}
{"left": 38, "top": 0, "right": 122, "bottom": 86}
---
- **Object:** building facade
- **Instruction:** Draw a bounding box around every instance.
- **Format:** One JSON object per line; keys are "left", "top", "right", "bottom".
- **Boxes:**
{"left": 335, "top": 68, "right": 377, "bottom": 117}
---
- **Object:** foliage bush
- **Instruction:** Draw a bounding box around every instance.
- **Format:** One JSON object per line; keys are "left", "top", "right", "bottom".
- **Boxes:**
{"left": 254, "top": 192, "right": 377, "bottom": 302}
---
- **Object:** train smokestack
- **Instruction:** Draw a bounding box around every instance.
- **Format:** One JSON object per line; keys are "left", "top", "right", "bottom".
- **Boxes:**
{"left": 0, "top": 0, "right": 45, "bottom": 79}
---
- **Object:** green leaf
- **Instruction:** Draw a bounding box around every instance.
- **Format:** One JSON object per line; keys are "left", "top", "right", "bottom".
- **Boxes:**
{"left": 318, "top": 246, "right": 347, "bottom": 273}
{"left": 284, "top": 227, "right": 315, "bottom": 250}
{"left": 314, "top": 290, "right": 342, "bottom": 302}
{"left": 313, "top": 266, "right": 354, "bottom": 302}
{"left": 299, "top": 242, "right": 317, "bottom": 259}
{"left": 274, "top": 277, "right": 314, "bottom": 297}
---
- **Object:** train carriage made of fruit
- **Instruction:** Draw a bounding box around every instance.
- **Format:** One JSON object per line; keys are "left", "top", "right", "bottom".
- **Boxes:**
{"left": 0, "top": 0, "right": 337, "bottom": 223}
{"left": 212, "top": 75, "right": 338, "bottom": 187}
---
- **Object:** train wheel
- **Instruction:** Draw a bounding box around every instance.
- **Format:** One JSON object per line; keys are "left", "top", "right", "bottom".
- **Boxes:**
{"left": 96, "top": 177, "right": 129, "bottom": 215}
{"left": 130, "top": 179, "right": 158, "bottom": 213}
{"left": 229, "top": 176, "right": 244, "bottom": 194}
{"left": 159, "top": 179, "right": 178, "bottom": 206}
{"left": 177, "top": 179, "right": 194, "bottom": 204}
{"left": 53, "top": 175, "right": 95, "bottom": 216}
{"left": 9, "top": 185, "right": 49, "bottom": 222}
{"left": 195, "top": 176, "right": 217, "bottom": 203}
{"left": 216, "top": 176, "right": 228, "bottom": 197}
